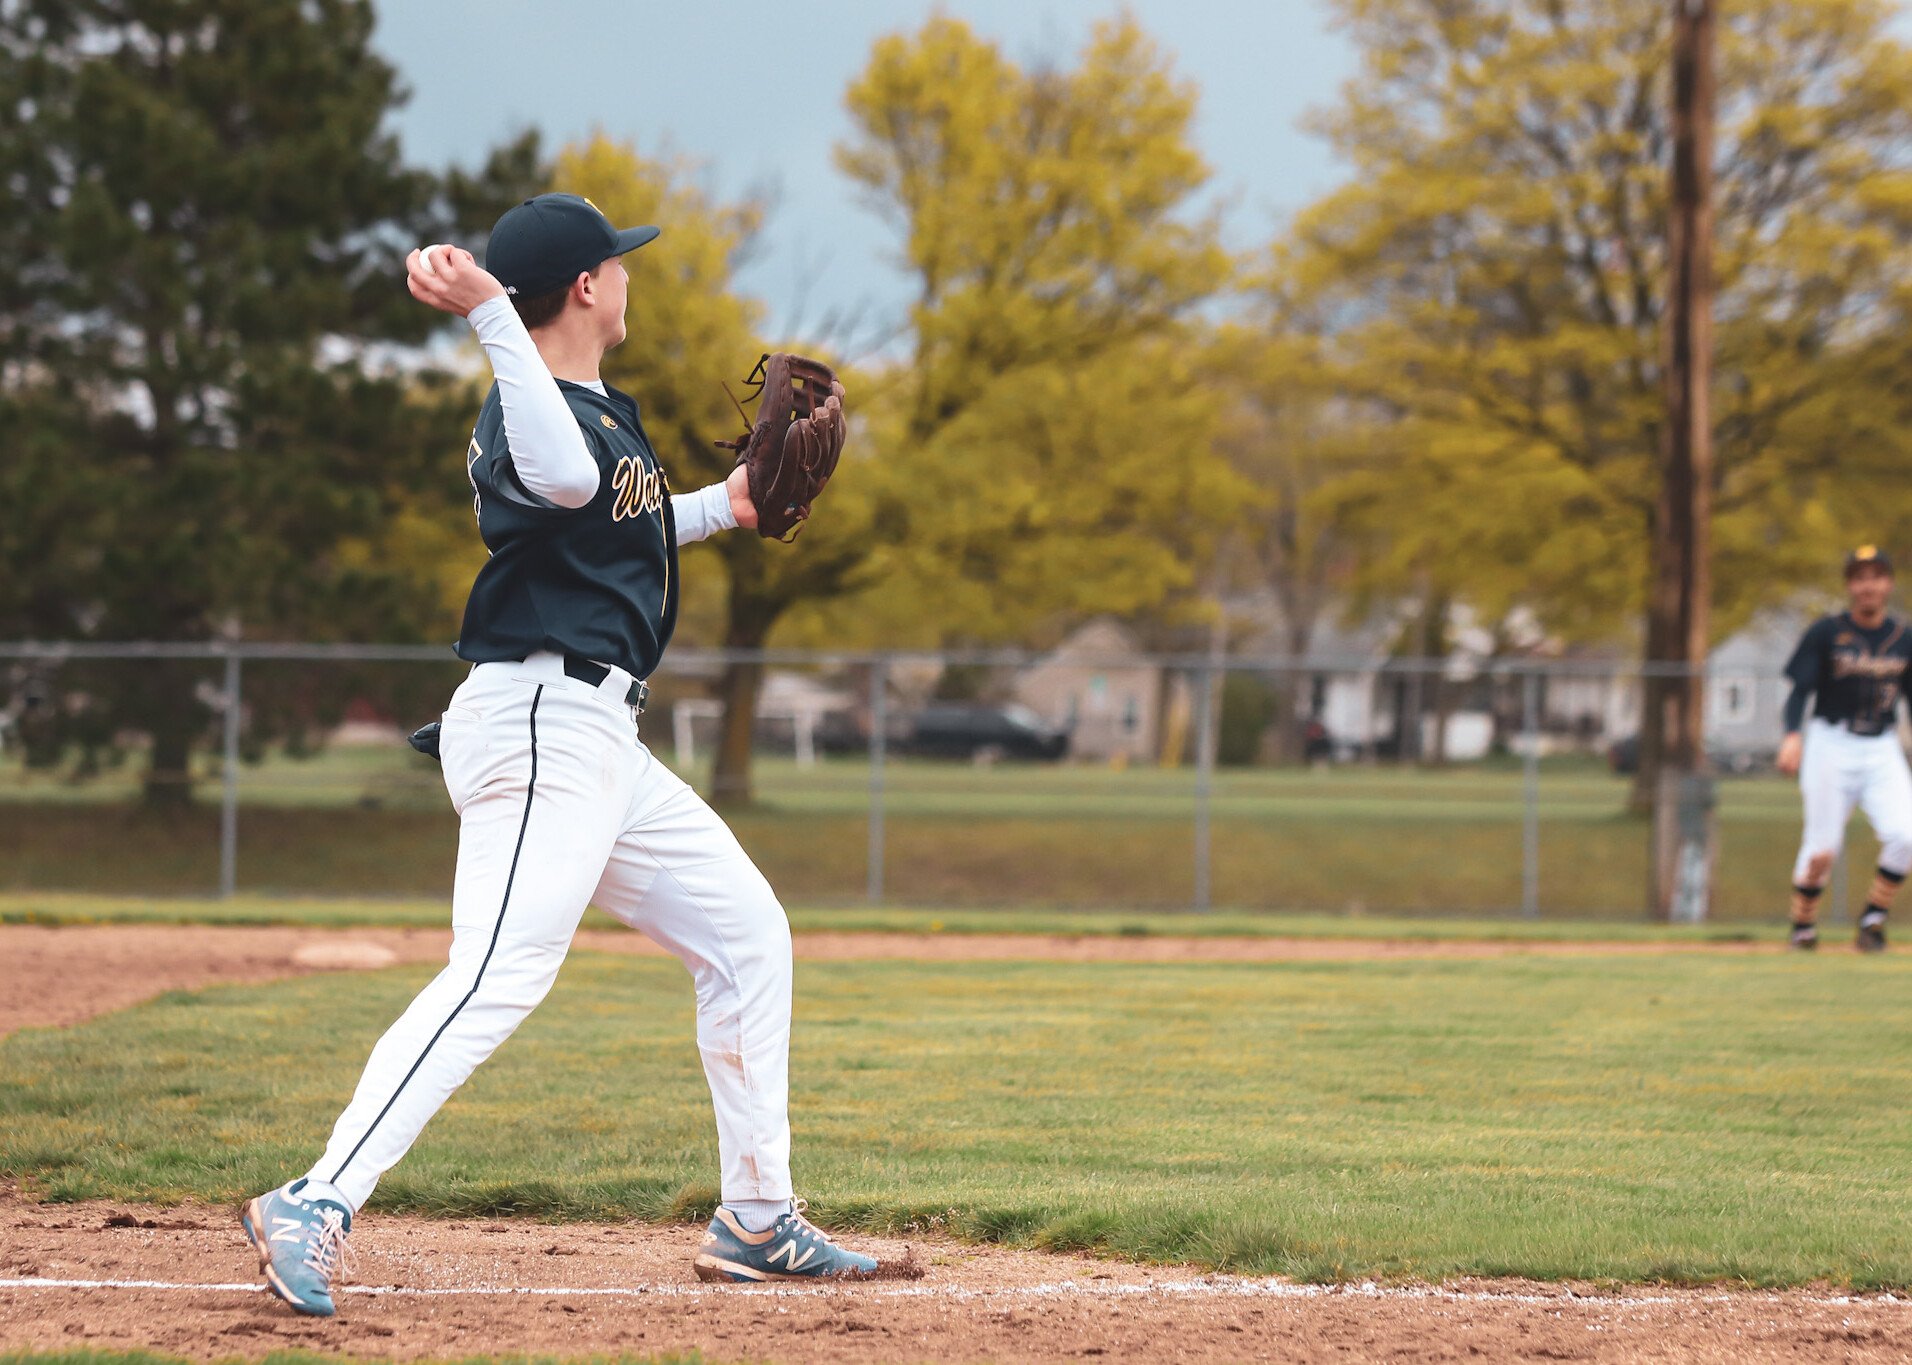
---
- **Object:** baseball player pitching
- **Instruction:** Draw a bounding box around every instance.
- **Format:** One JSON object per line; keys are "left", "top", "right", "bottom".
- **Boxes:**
{"left": 1778, "top": 546, "right": 1912, "bottom": 952}
{"left": 239, "top": 193, "right": 876, "bottom": 1317}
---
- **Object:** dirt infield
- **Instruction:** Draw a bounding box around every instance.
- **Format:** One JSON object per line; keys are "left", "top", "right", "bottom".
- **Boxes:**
{"left": 2, "top": 1191, "right": 1909, "bottom": 1363}
{"left": 9, "top": 922, "right": 1900, "bottom": 1362}
{"left": 0, "top": 921, "right": 1776, "bottom": 1040}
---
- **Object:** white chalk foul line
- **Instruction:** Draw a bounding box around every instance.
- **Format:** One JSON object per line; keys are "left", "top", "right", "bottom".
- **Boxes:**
{"left": 0, "top": 1275, "right": 1904, "bottom": 1310}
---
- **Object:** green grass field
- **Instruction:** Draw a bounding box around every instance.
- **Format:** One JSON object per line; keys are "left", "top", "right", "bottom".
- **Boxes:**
{"left": 0, "top": 891, "right": 1764, "bottom": 942}
{"left": 0, "top": 749, "right": 1887, "bottom": 920}
{"left": 6, "top": 949, "right": 1912, "bottom": 1287}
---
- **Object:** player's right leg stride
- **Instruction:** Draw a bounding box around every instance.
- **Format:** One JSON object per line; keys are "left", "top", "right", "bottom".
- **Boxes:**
{"left": 239, "top": 1179, "right": 355, "bottom": 1316}
{"left": 693, "top": 1201, "right": 880, "bottom": 1283}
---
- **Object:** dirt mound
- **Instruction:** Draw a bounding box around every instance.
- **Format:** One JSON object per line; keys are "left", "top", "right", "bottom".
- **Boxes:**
{"left": 2, "top": 1192, "right": 1909, "bottom": 1363}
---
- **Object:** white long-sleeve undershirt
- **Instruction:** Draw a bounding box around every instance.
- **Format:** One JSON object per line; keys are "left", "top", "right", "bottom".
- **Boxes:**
{"left": 465, "top": 295, "right": 739, "bottom": 542}
{"left": 670, "top": 478, "right": 739, "bottom": 544}
{"left": 467, "top": 296, "right": 599, "bottom": 509}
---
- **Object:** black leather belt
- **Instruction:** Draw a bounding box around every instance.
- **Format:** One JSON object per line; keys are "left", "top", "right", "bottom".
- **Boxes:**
{"left": 1843, "top": 718, "right": 1890, "bottom": 738}
{"left": 561, "top": 653, "right": 648, "bottom": 713}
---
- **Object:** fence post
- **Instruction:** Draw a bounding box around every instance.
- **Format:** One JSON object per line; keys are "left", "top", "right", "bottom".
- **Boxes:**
{"left": 866, "top": 656, "right": 888, "bottom": 906}
{"left": 1192, "top": 664, "right": 1216, "bottom": 912}
{"left": 1521, "top": 669, "right": 1541, "bottom": 918}
{"left": 219, "top": 650, "right": 241, "bottom": 900}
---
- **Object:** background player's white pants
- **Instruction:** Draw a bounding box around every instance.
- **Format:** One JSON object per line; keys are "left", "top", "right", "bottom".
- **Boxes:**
{"left": 306, "top": 653, "right": 793, "bottom": 1212}
{"left": 1793, "top": 718, "right": 1912, "bottom": 883}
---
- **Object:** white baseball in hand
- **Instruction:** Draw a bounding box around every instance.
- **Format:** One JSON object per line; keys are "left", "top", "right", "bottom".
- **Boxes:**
{"left": 405, "top": 243, "right": 503, "bottom": 317}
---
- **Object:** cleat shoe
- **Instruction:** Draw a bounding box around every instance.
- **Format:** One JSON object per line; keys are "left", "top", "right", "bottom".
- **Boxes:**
{"left": 1789, "top": 922, "right": 1819, "bottom": 951}
{"left": 693, "top": 1200, "right": 879, "bottom": 1283}
{"left": 240, "top": 1179, "right": 355, "bottom": 1316}
{"left": 1858, "top": 913, "right": 1888, "bottom": 954}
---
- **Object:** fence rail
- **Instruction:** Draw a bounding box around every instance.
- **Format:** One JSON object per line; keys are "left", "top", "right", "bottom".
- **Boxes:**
{"left": 0, "top": 641, "right": 1857, "bottom": 921}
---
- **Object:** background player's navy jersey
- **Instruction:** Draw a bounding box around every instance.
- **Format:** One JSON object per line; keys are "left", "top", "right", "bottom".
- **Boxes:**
{"left": 1784, "top": 612, "right": 1912, "bottom": 736}
{"left": 454, "top": 379, "right": 677, "bottom": 679}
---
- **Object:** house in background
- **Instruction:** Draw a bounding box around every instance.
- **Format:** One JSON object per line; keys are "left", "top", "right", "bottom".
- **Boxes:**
{"left": 1514, "top": 607, "right": 1837, "bottom": 765}
{"left": 1011, "top": 619, "right": 1161, "bottom": 763}
{"left": 668, "top": 670, "right": 860, "bottom": 767}
{"left": 1000, "top": 604, "right": 1850, "bottom": 769}
{"left": 1703, "top": 609, "right": 1811, "bottom": 765}
{"left": 1538, "top": 647, "right": 1640, "bottom": 755}
{"left": 1230, "top": 602, "right": 1507, "bottom": 761}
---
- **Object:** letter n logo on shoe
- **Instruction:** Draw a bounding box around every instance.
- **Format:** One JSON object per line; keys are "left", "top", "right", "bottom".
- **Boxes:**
{"left": 270, "top": 1217, "right": 304, "bottom": 1244}
{"left": 766, "top": 1239, "right": 817, "bottom": 1271}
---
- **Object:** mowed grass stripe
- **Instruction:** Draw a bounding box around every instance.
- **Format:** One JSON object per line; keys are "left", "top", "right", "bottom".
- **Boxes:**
{"left": 0, "top": 804, "right": 1889, "bottom": 916}
{"left": 3, "top": 953, "right": 1910, "bottom": 1285}
{"left": 0, "top": 892, "right": 1767, "bottom": 942}
{"left": 0, "top": 754, "right": 1875, "bottom": 917}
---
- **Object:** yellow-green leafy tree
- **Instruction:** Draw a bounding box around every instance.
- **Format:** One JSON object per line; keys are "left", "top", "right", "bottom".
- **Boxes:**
{"left": 810, "top": 15, "right": 1250, "bottom": 653}
{"left": 1288, "top": 0, "right": 1912, "bottom": 799}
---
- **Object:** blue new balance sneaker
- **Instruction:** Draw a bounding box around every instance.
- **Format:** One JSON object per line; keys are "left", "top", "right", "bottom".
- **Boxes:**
{"left": 239, "top": 1179, "right": 355, "bottom": 1316}
{"left": 693, "top": 1200, "right": 880, "bottom": 1282}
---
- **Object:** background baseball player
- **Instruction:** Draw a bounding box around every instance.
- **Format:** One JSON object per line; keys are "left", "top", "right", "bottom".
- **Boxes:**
{"left": 1777, "top": 546, "right": 1912, "bottom": 952}
{"left": 238, "top": 193, "right": 879, "bottom": 1316}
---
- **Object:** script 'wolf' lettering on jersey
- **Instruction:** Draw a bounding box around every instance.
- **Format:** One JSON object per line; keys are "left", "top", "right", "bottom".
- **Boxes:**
{"left": 1831, "top": 652, "right": 1907, "bottom": 681}
{"left": 611, "top": 454, "right": 667, "bottom": 522}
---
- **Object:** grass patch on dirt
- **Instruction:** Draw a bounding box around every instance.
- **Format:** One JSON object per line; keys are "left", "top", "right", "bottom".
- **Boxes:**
{"left": 4, "top": 952, "right": 1912, "bottom": 1286}
{"left": 0, "top": 892, "right": 1763, "bottom": 943}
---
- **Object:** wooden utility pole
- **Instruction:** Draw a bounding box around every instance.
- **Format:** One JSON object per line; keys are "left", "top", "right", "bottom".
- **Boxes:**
{"left": 1650, "top": 0, "right": 1717, "bottom": 920}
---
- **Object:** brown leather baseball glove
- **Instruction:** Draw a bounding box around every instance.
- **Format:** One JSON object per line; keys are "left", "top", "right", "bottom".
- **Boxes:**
{"left": 716, "top": 353, "right": 846, "bottom": 541}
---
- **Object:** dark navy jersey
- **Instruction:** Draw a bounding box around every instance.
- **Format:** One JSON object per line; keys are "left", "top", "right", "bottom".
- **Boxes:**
{"left": 1784, "top": 612, "right": 1912, "bottom": 736}
{"left": 454, "top": 379, "right": 677, "bottom": 680}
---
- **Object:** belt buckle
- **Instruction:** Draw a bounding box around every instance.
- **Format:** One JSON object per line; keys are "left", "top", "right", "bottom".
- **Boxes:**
{"left": 628, "top": 680, "right": 649, "bottom": 715}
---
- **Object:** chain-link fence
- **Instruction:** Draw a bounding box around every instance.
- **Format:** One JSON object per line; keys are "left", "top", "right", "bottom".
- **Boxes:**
{"left": 0, "top": 641, "right": 1878, "bottom": 922}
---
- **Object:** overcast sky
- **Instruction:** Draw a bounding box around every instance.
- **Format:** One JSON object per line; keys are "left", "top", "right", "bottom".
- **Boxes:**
{"left": 372, "top": 1, "right": 1912, "bottom": 354}
{"left": 371, "top": 1, "right": 1352, "bottom": 351}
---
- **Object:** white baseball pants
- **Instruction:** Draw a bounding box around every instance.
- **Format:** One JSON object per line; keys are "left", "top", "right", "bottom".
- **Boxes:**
{"left": 306, "top": 651, "right": 793, "bottom": 1212}
{"left": 1793, "top": 718, "right": 1912, "bottom": 884}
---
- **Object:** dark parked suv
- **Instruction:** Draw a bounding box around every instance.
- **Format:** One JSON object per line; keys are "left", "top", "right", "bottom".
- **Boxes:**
{"left": 907, "top": 704, "right": 1069, "bottom": 761}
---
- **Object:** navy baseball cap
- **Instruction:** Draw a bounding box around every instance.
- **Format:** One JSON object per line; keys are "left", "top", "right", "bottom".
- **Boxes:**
{"left": 1846, "top": 545, "right": 1894, "bottom": 577}
{"left": 485, "top": 193, "right": 659, "bottom": 298}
